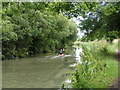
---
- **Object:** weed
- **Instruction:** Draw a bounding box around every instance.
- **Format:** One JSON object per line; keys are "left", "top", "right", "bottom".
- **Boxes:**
{"left": 71, "top": 41, "right": 118, "bottom": 88}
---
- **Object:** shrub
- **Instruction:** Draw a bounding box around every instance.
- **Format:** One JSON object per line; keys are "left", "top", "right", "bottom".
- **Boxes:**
{"left": 71, "top": 43, "right": 107, "bottom": 88}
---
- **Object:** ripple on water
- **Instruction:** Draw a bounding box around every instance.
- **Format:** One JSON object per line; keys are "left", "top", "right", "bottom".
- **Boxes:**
{"left": 2, "top": 54, "right": 75, "bottom": 88}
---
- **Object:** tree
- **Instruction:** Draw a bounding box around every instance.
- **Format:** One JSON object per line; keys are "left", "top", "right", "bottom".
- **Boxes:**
{"left": 2, "top": 2, "right": 77, "bottom": 59}
{"left": 79, "top": 2, "right": 120, "bottom": 41}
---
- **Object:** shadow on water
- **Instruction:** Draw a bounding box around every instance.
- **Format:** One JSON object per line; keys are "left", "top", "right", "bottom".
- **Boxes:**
{"left": 2, "top": 48, "right": 80, "bottom": 88}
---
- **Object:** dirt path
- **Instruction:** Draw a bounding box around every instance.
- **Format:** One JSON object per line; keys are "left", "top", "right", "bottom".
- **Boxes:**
{"left": 109, "top": 50, "right": 120, "bottom": 89}
{"left": 109, "top": 77, "right": 120, "bottom": 88}
{"left": 114, "top": 50, "right": 120, "bottom": 62}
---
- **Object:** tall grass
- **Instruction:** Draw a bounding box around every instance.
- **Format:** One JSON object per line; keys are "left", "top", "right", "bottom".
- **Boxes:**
{"left": 71, "top": 40, "right": 118, "bottom": 88}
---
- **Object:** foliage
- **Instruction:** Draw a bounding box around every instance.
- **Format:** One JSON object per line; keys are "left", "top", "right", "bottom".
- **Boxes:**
{"left": 72, "top": 43, "right": 108, "bottom": 88}
{"left": 71, "top": 40, "right": 119, "bottom": 88}
{"left": 80, "top": 2, "right": 120, "bottom": 41}
{"left": 3, "top": 2, "right": 120, "bottom": 38}
{"left": 2, "top": 2, "right": 77, "bottom": 59}
{"left": 71, "top": 41, "right": 118, "bottom": 88}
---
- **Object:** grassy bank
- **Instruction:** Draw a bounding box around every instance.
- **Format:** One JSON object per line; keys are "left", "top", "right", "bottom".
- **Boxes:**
{"left": 70, "top": 40, "right": 118, "bottom": 88}
{"left": 85, "top": 55, "right": 118, "bottom": 88}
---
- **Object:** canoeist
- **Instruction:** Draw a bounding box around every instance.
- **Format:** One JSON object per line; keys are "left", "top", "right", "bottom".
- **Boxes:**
{"left": 58, "top": 48, "right": 64, "bottom": 56}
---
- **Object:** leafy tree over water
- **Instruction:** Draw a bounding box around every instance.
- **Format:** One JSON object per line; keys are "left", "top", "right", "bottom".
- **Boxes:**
{"left": 2, "top": 2, "right": 77, "bottom": 59}
{"left": 2, "top": 2, "right": 120, "bottom": 59}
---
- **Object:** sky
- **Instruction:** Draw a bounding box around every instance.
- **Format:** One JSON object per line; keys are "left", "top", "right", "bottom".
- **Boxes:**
{"left": 71, "top": 16, "right": 85, "bottom": 39}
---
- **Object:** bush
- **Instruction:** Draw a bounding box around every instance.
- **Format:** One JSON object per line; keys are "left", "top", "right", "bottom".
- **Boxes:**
{"left": 71, "top": 42, "right": 108, "bottom": 88}
{"left": 2, "top": 2, "right": 77, "bottom": 59}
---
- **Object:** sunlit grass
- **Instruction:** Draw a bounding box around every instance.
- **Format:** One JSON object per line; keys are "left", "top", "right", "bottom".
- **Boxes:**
{"left": 71, "top": 40, "right": 119, "bottom": 88}
{"left": 89, "top": 56, "right": 118, "bottom": 88}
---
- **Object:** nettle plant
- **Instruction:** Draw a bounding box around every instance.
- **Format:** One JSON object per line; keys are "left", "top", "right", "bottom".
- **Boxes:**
{"left": 72, "top": 44, "right": 107, "bottom": 88}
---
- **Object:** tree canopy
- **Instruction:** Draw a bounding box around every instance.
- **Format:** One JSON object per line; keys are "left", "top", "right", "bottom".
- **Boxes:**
{"left": 2, "top": 2, "right": 120, "bottom": 59}
{"left": 2, "top": 2, "right": 77, "bottom": 59}
{"left": 78, "top": 2, "right": 120, "bottom": 41}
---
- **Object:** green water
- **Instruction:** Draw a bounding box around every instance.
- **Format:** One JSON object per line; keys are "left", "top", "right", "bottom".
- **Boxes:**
{"left": 2, "top": 54, "right": 76, "bottom": 88}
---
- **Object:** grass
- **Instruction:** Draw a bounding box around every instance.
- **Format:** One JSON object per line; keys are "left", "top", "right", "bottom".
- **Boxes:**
{"left": 71, "top": 40, "right": 119, "bottom": 88}
{"left": 88, "top": 56, "right": 118, "bottom": 88}
{"left": 103, "top": 56, "right": 118, "bottom": 85}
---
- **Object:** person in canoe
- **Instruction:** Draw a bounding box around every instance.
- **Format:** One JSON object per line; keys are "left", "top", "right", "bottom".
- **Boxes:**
{"left": 58, "top": 48, "right": 64, "bottom": 56}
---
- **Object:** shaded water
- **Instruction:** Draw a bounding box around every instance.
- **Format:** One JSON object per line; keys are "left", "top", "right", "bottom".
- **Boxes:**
{"left": 2, "top": 51, "right": 77, "bottom": 88}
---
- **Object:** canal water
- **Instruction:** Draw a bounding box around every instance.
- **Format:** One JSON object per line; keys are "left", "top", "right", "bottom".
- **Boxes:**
{"left": 2, "top": 48, "right": 82, "bottom": 88}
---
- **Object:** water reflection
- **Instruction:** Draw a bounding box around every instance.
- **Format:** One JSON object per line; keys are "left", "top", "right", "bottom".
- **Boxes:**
{"left": 2, "top": 48, "right": 82, "bottom": 88}
{"left": 75, "top": 47, "right": 82, "bottom": 63}
{"left": 2, "top": 53, "right": 75, "bottom": 88}
{"left": 68, "top": 48, "right": 82, "bottom": 67}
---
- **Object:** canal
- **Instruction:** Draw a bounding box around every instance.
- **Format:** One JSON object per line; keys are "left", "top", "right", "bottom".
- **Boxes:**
{"left": 2, "top": 48, "right": 81, "bottom": 88}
